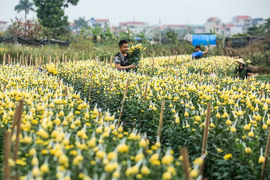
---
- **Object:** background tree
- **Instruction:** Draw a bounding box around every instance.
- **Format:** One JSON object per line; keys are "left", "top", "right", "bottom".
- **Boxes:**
{"left": 8, "top": 17, "right": 24, "bottom": 37}
{"left": 8, "top": 17, "right": 43, "bottom": 38}
{"left": 33, "top": 0, "right": 79, "bottom": 28}
{"left": 262, "top": 18, "right": 270, "bottom": 37}
{"left": 103, "top": 27, "right": 114, "bottom": 41}
{"left": 136, "top": 29, "right": 148, "bottom": 44}
{"left": 247, "top": 18, "right": 270, "bottom": 37}
{"left": 165, "top": 29, "right": 178, "bottom": 43}
{"left": 24, "top": 19, "right": 43, "bottom": 38}
{"left": 119, "top": 28, "right": 133, "bottom": 42}
{"left": 74, "top": 17, "right": 88, "bottom": 32}
{"left": 14, "top": 0, "right": 35, "bottom": 22}
{"left": 88, "top": 25, "right": 103, "bottom": 43}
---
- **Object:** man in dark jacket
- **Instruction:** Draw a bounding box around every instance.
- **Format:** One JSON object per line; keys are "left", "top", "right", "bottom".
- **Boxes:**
{"left": 114, "top": 40, "right": 136, "bottom": 71}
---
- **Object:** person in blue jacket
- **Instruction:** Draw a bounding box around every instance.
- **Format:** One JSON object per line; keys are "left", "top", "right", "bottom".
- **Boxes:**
{"left": 192, "top": 45, "right": 209, "bottom": 60}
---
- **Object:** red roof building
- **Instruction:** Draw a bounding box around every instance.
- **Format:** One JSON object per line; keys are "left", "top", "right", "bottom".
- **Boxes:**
{"left": 226, "top": 23, "right": 234, "bottom": 29}
{"left": 120, "top": 22, "right": 145, "bottom": 26}
{"left": 95, "top": 19, "right": 109, "bottom": 22}
{"left": 233, "top": 16, "right": 252, "bottom": 32}
{"left": 164, "top": 25, "right": 185, "bottom": 29}
{"left": 235, "top": 16, "right": 250, "bottom": 20}
{"left": 0, "top": 21, "right": 8, "bottom": 24}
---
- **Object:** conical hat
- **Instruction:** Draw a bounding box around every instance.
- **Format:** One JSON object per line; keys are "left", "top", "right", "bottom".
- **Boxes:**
{"left": 235, "top": 58, "right": 245, "bottom": 65}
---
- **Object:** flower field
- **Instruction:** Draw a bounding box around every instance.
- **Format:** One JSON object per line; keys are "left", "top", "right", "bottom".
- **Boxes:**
{"left": 1, "top": 55, "right": 270, "bottom": 180}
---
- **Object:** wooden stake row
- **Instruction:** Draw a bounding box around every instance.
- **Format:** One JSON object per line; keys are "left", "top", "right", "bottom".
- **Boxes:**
{"left": 261, "top": 127, "right": 270, "bottom": 180}
{"left": 181, "top": 147, "right": 191, "bottom": 180}
{"left": 158, "top": 100, "right": 165, "bottom": 139}
{"left": 200, "top": 102, "right": 211, "bottom": 176}
{"left": 3, "top": 100, "right": 24, "bottom": 180}
{"left": 118, "top": 79, "right": 130, "bottom": 123}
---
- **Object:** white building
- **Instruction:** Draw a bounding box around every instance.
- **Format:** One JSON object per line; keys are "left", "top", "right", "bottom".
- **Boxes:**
{"left": 252, "top": 18, "right": 265, "bottom": 27}
{"left": 189, "top": 25, "right": 205, "bottom": 34}
{"left": 204, "top": 17, "right": 222, "bottom": 34}
{"left": 119, "top": 21, "right": 148, "bottom": 35}
{"left": 87, "top": 18, "right": 110, "bottom": 29}
{"left": 232, "top": 16, "right": 252, "bottom": 32}
{"left": 0, "top": 21, "right": 9, "bottom": 33}
{"left": 163, "top": 24, "right": 186, "bottom": 31}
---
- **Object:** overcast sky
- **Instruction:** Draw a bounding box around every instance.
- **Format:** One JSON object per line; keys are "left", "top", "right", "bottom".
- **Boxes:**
{"left": 1, "top": 0, "right": 270, "bottom": 26}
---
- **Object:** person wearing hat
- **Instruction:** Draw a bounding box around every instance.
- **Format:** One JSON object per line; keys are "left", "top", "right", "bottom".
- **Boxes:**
{"left": 235, "top": 58, "right": 251, "bottom": 79}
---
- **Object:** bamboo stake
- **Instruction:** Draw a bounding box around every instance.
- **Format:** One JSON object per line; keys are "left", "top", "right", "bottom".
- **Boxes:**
{"left": 261, "top": 127, "right": 270, "bottom": 180}
{"left": 11, "top": 105, "right": 19, "bottom": 135}
{"left": 3, "top": 53, "right": 6, "bottom": 65}
{"left": 8, "top": 54, "right": 10, "bottom": 66}
{"left": 165, "top": 57, "right": 170, "bottom": 73}
{"left": 246, "top": 76, "right": 250, "bottom": 94}
{"left": 174, "top": 55, "right": 177, "bottom": 66}
{"left": 65, "top": 87, "right": 68, "bottom": 96}
{"left": 260, "top": 89, "right": 264, "bottom": 98}
{"left": 109, "top": 75, "right": 114, "bottom": 90}
{"left": 98, "top": 111, "right": 102, "bottom": 120}
{"left": 200, "top": 102, "right": 211, "bottom": 175}
{"left": 175, "top": 70, "right": 178, "bottom": 80}
{"left": 83, "top": 68, "right": 87, "bottom": 85}
{"left": 72, "top": 67, "right": 76, "bottom": 86}
{"left": 13, "top": 100, "right": 24, "bottom": 161}
{"left": 118, "top": 79, "right": 130, "bottom": 122}
{"left": 4, "top": 130, "right": 12, "bottom": 180}
{"left": 88, "top": 73, "right": 93, "bottom": 100}
{"left": 35, "top": 57, "right": 37, "bottom": 67}
{"left": 143, "top": 137, "right": 148, "bottom": 155}
{"left": 181, "top": 147, "right": 191, "bottom": 180}
{"left": 143, "top": 83, "right": 148, "bottom": 101}
{"left": 110, "top": 55, "right": 113, "bottom": 67}
{"left": 158, "top": 100, "right": 165, "bottom": 139}
{"left": 152, "top": 58, "right": 154, "bottom": 74}
{"left": 25, "top": 55, "right": 28, "bottom": 67}
{"left": 38, "top": 57, "right": 40, "bottom": 67}
{"left": 139, "top": 62, "right": 142, "bottom": 71}
{"left": 30, "top": 54, "right": 32, "bottom": 66}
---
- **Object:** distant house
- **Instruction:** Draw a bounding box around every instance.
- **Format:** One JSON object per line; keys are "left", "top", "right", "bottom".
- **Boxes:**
{"left": 0, "top": 21, "right": 9, "bottom": 33}
{"left": 119, "top": 21, "right": 148, "bottom": 35}
{"left": 69, "top": 22, "right": 77, "bottom": 34}
{"left": 163, "top": 24, "right": 185, "bottom": 31}
{"left": 232, "top": 16, "right": 252, "bottom": 32}
{"left": 252, "top": 18, "right": 265, "bottom": 27}
{"left": 87, "top": 18, "right": 110, "bottom": 29}
{"left": 204, "top": 17, "right": 222, "bottom": 34}
{"left": 189, "top": 25, "right": 205, "bottom": 34}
